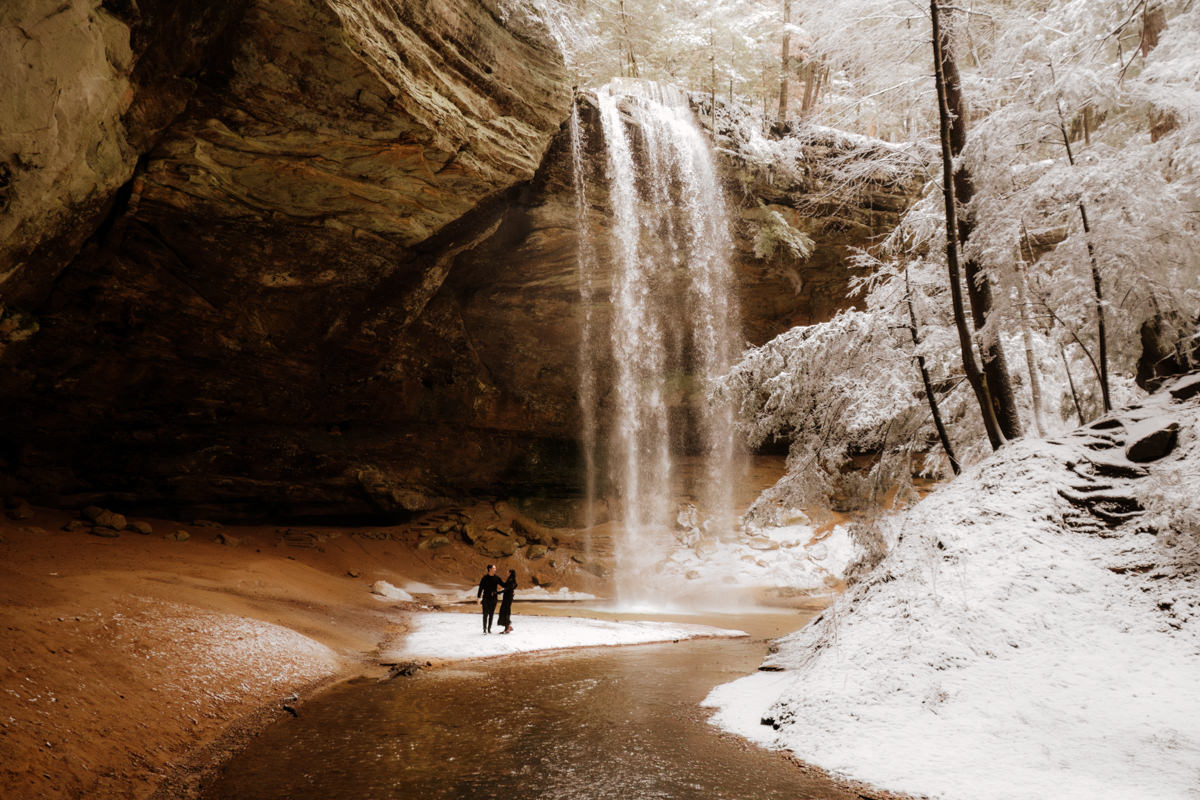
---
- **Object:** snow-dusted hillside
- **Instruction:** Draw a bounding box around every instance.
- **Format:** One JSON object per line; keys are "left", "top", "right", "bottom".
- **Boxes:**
{"left": 705, "top": 374, "right": 1200, "bottom": 800}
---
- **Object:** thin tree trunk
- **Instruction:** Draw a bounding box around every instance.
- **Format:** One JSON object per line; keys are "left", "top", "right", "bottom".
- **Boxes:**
{"left": 1061, "top": 346, "right": 1085, "bottom": 426}
{"left": 906, "top": 266, "right": 961, "bottom": 474}
{"left": 931, "top": 0, "right": 1005, "bottom": 449}
{"left": 710, "top": 27, "right": 717, "bottom": 131}
{"left": 777, "top": 0, "right": 791, "bottom": 125}
{"left": 618, "top": 0, "right": 639, "bottom": 78}
{"left": 1053, "top": 90, "right": 1111, "bottom": 412}
{"left": 1016, "top": 230, "right": 1046, "bottom": 437}
{"left": 938, "top": 1, "right": 1022, "bottom": 442}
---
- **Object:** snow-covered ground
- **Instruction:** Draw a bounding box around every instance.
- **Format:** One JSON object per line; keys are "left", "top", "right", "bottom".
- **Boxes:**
{"left": 704, "top": 377, "right": 1200, "bottom": 800}
{"left": 384, "top": 612, "right": 745, "bottom": 661}
{"left": 659, "top": 518, "right": 860, "bottom": 594}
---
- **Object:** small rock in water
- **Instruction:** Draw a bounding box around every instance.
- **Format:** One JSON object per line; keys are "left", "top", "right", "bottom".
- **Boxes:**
{"left": 385, "top": 662, "right": 422, "bottom": 679}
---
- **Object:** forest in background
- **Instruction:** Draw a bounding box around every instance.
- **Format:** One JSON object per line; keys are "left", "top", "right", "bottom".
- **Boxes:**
{"left": 532, "top": 0, "right": 1200, "bottom": 518}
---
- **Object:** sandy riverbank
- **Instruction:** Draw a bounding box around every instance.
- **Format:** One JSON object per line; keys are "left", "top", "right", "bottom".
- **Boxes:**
{"left": 0, "top": 504, "right": 608, "bottom": 800}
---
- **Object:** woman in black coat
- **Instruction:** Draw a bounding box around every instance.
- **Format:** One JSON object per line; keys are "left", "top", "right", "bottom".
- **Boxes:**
{"left": 497, "top": 570, "right": 517, "bottom": 634}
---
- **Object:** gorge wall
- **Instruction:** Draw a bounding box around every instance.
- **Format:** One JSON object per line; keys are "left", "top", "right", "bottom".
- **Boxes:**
{"left": 0, "top": 0, "right": 919, "bottom": 520}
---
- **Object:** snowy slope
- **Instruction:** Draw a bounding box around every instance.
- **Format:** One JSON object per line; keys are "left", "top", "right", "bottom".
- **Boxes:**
{"left": 704, "top": 376, "right": 1200, "bottom": 800}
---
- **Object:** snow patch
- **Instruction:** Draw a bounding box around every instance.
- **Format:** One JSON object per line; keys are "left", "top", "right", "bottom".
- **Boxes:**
{"left": 386, "top": 612, "right": 745, "bottom": 661}
{"left": 370, "top": 580, "right": 414, "bottom": 601}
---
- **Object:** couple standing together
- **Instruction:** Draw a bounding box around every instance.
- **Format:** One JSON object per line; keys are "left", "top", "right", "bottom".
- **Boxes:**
{"left": 476, "top": 564, "right": 516, "bottom": 634}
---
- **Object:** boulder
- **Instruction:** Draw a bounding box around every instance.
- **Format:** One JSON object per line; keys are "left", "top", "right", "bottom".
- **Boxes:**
{"left": 215, "top": 532, "right": 241, "bottom": 547}
{"left": 531, "top": 572, "right": 551, "bottom": 587}
{"left": 526, "top": 544, "right": 549, "bottom": 560}
{"left": 477, "top": 533, "right": 517, "bottom": 558}
{"left": 93, "top": 510, "right": 127, "bottom": 531}
{"left": 1168, "top": 373, "right": 1200, "bottom": 402}
{"left": 168, "top": 530, "right": 190, "bottom": 541}
{"left": 90, "top": 527, "right": 120, "bottom": 538}
{"left": 6, "top": 502, "right": 34, "bottom": 521}
{"left": 1125, "top": 418, "right": 1180, "bottom": 463}
{"left": 62, "top": 520, "right": 89, "bottom": 532}
{"left": 417, "top": 535, "right": 451, "bottom": 550}
{"left": 127, "top": 520, "right": 153, "bottom": 535}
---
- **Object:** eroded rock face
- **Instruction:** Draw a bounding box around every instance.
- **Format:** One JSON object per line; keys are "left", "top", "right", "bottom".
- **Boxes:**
{"left": 0, "top": 0, "right": 573, "bottom": 517}
{"left": 0, "top": 5, "right": 918, "bottom": 520}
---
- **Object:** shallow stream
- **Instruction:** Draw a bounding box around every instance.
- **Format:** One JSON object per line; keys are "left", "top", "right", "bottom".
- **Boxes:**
{"left": 202, "top": 605, "right": 867, "bottom": 800}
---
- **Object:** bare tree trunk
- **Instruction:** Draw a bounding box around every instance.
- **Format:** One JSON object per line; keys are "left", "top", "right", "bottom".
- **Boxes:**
{"left": 710, "top": 26, "right": 717, "bottom": 131}
{"left": 906, "top": 266, "right": 961, "bottom": 474}
{"left": 1053, "top": 90, "right": 1111, "bottom": 412}
{"left": 777, "top": 0, "right": 791, "bottom": 125}
{"left": 931, "top": 0, "right": 1005, "bottom": 449}
{"left": 1016, "top": 231, "right": 1046, "bottom": 437}
{"left": 801, "top": 63, "right": 815, "bottom": 115}
{"left": 940, "top": 5, "right": 1022, "bottom": 441}
{"left": 1061, "top": 346, "right": 1085, "bottom": 426}
{"left": 618, "top": 0, "right": 639, "bottom": 78}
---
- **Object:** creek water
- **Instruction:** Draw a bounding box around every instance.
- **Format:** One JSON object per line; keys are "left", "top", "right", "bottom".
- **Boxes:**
{"left": 201, "top": 605, "right": 870, "bottom": 800}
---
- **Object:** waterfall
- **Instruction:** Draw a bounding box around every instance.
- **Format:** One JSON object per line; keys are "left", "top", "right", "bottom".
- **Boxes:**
{"left": 570, "top": 102, "right": 598, "bottom": 536}
{"left": 573, "top": 80, "right": 743, "bottom": 605}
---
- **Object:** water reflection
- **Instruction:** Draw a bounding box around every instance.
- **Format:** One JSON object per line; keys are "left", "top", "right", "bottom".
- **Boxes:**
{"left": 203, "top": 609, "right": 865, "bottom": 800}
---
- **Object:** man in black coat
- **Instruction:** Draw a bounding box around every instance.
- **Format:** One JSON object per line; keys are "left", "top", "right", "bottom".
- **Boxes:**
{"left": 476, "top": 564, "right": 502, "bottom": 634}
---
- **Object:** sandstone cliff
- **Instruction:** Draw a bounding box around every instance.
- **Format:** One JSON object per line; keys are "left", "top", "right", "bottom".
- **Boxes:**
{"left": 0, "top": 1, "right": 919, "bottom": 519}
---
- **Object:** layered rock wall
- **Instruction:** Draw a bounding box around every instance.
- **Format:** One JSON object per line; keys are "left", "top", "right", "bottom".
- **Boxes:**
{"left": 0, "top": 3, "right": 919, "bottom": 520}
